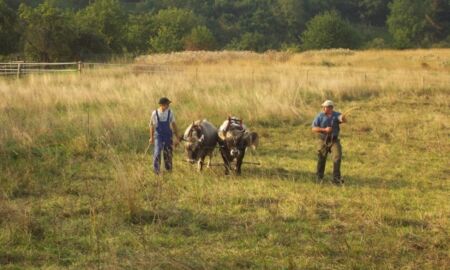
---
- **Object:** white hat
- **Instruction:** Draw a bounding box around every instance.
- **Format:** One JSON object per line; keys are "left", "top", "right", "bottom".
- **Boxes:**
{"left": 321, "top": 100, "right": 334, "bottom": 107}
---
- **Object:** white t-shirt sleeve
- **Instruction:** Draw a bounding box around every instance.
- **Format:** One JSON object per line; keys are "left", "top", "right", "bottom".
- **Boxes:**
{"left": 170, "top": 111, "right": 175, "bottom": 123}
{"left": 150, "top": 110, "right": 175, "bottom": 127}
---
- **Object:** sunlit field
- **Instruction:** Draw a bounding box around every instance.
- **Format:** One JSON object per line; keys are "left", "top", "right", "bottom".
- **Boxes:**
{"left": 1, "top": 49, "right": 449, "bottom": 269}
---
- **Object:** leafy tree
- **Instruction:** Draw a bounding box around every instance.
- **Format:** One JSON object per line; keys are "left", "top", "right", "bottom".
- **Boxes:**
{"left": 387, "top": 0, "right": 428, "bottom": 48}
{"left": 184, "top": 26, "right": 216, "bottom": 51}
{"left": 356, "top": 0, "right": 391, "bottom": 26}
{"left": 275, "top": 0, "right": 307, "bottom": 42}
{"left": 149, "top": 8, "right": 200, "bottom": 52}
{"left": 301, "top": 10, "right": 359, "bottom": 50}
{"left": 426, "top": 0, "right": 450, "bottom": 42}
{"left": 0, "top": 0, "right": 20, "bottom": 55}
{"left": 75, "top": 0, "right": 127, "bottom": 55}
{"left": 19, "top": 1, "right": 76, "bottom": 61}
{"left": 126, "top": 13, "right": 154, "bottom": 54}
{"left": 2, "top": 0, "right": 447, "bottom": 57}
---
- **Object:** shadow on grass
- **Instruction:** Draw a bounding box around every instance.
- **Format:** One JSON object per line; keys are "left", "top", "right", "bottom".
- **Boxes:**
{"left": 242, "top": 166, "right": 412, "bottom": 189}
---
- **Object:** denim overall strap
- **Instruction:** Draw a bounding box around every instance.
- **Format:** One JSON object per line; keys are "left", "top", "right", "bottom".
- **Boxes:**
{"left": 155, "top": 109, "right": 173, "bottom": 144}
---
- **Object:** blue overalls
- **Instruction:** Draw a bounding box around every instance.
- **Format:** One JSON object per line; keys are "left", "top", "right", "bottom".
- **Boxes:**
{"left": 153, "top": 109, "right": 173, "bottom": 174}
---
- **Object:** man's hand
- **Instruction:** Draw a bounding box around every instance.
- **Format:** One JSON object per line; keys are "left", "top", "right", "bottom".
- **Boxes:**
{"left": 323, "top": 127, "right": 333, "bottom": 133}
{"left": 149, "top": 137, "right": 154, "bottom": 145}
{"left": 173, "top": 137, "right": 180, "bottom": 148}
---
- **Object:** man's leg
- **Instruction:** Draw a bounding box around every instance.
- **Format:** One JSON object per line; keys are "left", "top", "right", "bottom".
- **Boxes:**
{"left": 331, "top": 139, "right": 342, "bottom": 184}
{"left": 316, "top": 140, "right": 327, "bottom": 182}
{"left": 153, "top": 139, "right": 163, "bottom": 174}
{"left": 163, "top": 141, "right": 173, "bottom": 171}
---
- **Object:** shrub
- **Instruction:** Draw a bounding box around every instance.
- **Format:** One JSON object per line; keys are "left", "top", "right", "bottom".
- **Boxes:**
{"left": 301, "top": 10, "right": 359, "bottom": 50}
{"left": 184, "top": 26, "right": 216, "bottom": 51}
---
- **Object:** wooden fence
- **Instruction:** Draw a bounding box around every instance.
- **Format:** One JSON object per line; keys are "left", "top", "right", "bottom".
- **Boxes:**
{"left": 0, "top": 61, "right": 183, "bottom": 77}
{"left": 0, "top": 61, "right": 82, "bottom": 77}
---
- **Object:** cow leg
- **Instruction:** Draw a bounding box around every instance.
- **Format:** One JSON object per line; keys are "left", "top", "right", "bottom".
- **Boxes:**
{"left": 219, "top": 148, "right": 231, "bottom": 175}
{"left": 236, "top": 151, "right": 245, "bottom": 175}
{"left": 206, "top": 153, "right": 212, "bottom": 168}
{"left": 197, "top": 158, "right": 204, "bottom": 171}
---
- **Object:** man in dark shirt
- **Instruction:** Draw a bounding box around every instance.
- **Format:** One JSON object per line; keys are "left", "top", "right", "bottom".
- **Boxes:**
{"left": 312, "top": 100, "right": 346, "bottom": 184}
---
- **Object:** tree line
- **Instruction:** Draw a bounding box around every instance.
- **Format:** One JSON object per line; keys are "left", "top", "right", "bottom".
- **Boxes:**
{"left": 0, "top": 0, "right": 449, "bottom": 61}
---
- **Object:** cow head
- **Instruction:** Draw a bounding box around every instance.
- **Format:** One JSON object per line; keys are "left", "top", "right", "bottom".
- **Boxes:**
{"left": 182, "top": 121, "right": 205, "bottom": 163}
{"left": 223, "top": 127, "right": 258, "bottom": 159}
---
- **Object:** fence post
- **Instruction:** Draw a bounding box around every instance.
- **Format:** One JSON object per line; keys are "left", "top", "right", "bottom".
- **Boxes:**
{"left": 17, "top": 63, "right": 21, "bottom": 78}
{"left": 78, "top": 61, "right": 82, "bottom": 74}
{"left": 252, "top": 69, "right": 255, "bottom": 86}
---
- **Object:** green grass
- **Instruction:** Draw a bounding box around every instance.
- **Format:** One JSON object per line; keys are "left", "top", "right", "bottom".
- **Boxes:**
{"left": 0, "top": 52, "right": 449, "bottom": 269}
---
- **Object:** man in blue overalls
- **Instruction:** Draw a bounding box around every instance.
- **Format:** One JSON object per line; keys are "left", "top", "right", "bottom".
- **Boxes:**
{"left": 149, "top": 97, "right": 179, "bottom": 174}
{"left": 312, "top": 100, "right": 346, "bottom": 184}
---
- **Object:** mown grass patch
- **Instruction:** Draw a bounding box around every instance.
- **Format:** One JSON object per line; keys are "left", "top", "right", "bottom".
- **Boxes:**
{"left": 1, "top": 50, "right": 449, "bottom": 269}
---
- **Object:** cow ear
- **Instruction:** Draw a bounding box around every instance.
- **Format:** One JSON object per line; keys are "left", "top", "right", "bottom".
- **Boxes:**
{"left": 251, "top": 132, "right": 259, "bottom": 149}
{"left": 245, "top": 131, "right": 259, "bottom": 150}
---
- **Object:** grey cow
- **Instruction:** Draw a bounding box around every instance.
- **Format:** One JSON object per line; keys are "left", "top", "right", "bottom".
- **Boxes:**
{"left": 218, "top": 117, "right": 259, "bottom": 175}
{"left": 182, "top": 119, "right": 218, "bottom": 171}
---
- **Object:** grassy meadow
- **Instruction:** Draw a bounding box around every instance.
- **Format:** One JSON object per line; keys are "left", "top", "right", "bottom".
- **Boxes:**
{"left": 0, "top": 49, "right": 449, "bottom": 269}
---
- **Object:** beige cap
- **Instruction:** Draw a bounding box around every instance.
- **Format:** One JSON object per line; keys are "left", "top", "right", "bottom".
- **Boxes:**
{"left": 321, "top": 100, "right": 334, "bottom": 107}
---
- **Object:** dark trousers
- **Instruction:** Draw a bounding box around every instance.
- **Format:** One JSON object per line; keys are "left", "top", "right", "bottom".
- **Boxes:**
{"left": 153, "top": 138, "right": 173, "bottom": 174}
{"left": 316, "top": 139, "right": 342, "bottom": 182}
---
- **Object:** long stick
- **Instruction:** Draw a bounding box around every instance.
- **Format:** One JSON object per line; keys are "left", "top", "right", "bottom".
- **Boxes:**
{"left": 342, "top": 106, "right": 360, "bottom": 116}
{"left": 192, "top": 161, "right": 261, "bottom": 166}
{"left": 144, "top": 143, "right": 151, "bottom": 156}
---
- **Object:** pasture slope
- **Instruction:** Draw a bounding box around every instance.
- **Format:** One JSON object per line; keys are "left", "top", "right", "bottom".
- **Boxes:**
{"left": 0, "top": 49, "right": 449, "bottom": 269}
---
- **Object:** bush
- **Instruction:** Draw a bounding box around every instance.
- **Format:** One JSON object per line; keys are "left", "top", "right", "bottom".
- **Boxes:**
{"left": 431, "top": 35, "right": 450, "bottom": 48}
{"left": 364, "top": 38, "right": 387, "bottom": 49}
{"left": 184, "top": 26, "right": 216, "bottom": 51}
{"left": 150, "top": 26, "right": 182, "bottom": 53}
{"left": 301, "top": 10, "right": 359, "bottom": 50}
{"left": 228, "top": 32, "right": 268, "bottom": 52}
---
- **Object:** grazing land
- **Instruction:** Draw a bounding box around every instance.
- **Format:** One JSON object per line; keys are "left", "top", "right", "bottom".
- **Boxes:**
{"left": 0, "top": 49, "right": 449, "bottom": 269}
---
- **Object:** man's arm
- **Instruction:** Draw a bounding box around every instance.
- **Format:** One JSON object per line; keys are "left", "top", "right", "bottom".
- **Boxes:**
{"left": 171, "top": 122, "right": 180, "bottom": 146}
{"left": 312, "top": 127, "right": 332, "bottom": 134}
{"left": 312, "top": 116, "right": 332, "bottom": 134}
{"left": 149, "top": 111, "right": 155, "bottom": 144}
{"left": 171, "top": 122, "right": 179, "bottom": 138}
{"left": 149, "top": 126, "right": 154, "bottom": 144}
